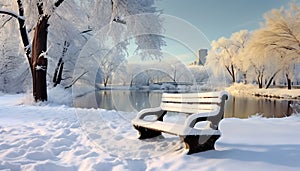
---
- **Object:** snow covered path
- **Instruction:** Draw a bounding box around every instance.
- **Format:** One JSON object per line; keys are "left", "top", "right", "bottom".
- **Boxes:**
{"left": 1, "top": 94, "right": 300, "bottom": 171}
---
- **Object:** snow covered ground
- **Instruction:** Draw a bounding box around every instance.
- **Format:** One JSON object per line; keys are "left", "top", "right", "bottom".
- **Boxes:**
{"left": 227, "top": 83, "right": 300, "bottom": 99}
{"left": 1, "top": 91, "right": 300, "bottom": 171}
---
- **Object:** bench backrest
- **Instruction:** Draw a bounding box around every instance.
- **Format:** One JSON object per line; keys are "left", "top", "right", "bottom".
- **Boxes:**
{"left": 160, "top": 91, "right": 227, "bottom": 114}
{"left": 160, "top": 91, "right": 228, "bottom": 128}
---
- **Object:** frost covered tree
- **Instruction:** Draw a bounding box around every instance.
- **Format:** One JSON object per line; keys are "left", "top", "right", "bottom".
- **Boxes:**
{"left": 98, "top": 47, "right": 126, "bottom": 87}
{"left": 231, "top": 30, "right": 251, "bottom": 83}
{"left": 0, "top": 5, "right": 31, "bottom": 93}
{"left": 206, "top": 30, "right": 250, "bottom": 83}
{"left": 0, "top": 17, "right": 21, "bottom": 92}
{"left": 0, "top": 0, "right": 165, "bottom": 101}
{"left": 73, "top": 0, "right": 165, "bottom": 88}
{"left": 75, "top": 0, "right": 165, "bottom": 60}
{"left": 189, "top": 66, "right": 209, "bottom": 84}
{"left": 255, "top": 3, "right": 300, "bottom": 89}
{"left": 240, "top": 41, "right": 272, "bottom": 88}
{"left": 260, "top": 3, "right": 300, "bottom": 56}
{"left": 242, "top": 3, "right": 300, "bottom": 89}
{"left": 0, "top": 0, "right": 66, "bottom": 101}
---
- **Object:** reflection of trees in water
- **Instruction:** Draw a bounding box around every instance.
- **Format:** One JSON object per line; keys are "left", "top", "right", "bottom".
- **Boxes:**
{"left": 290, "top": 101, "right": 299, "bottom": 114}
{"left": 93, "top": 90, "right": 162, "bottom": 111}
{"left": 225, "top": 95, "right": 295, "bottom": 118}
{"left": 129, "top": 91, "right": 151, "bottom": 111}
{"left": 287, "top": 101, "right": 292, "bottom": 116}
{"left": 79, "top": 91, "right": 296, "bottom": 117}
{"left": 96, "top": 91, "right": 114, "bottom": 110}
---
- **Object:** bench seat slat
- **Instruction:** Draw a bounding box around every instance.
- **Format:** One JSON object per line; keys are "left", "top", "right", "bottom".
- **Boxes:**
{"left": 162, "top": 91, "right": 225, "bottom": 98}
{"left": 160, "top": 103, "right": 219, "bottom": 114}
{"left": 161, "top": 97, "right": 221, "bottom": 104}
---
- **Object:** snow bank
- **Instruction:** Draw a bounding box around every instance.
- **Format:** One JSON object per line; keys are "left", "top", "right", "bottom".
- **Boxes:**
{"left": 19, "top": 86, "right": 73, "bottom": 106}
{"left": 48, "top": 85, "right": 72, "bottom": 106}
{"left": 227, "top": 83, "right": 300, "bottom": 99}
{"left": 1, "top": 94, "right": 300, "bottom": 171}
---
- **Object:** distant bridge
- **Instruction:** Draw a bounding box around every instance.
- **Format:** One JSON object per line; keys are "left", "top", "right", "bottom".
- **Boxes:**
{"left": 152, "top": 82, "right": 194, "bottom": 86}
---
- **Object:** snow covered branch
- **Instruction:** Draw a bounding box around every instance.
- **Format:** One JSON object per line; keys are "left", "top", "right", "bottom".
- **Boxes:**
{"left": 0, "top": 10, "right": 25, "bottom": 21}
{"left": 65, "top": 71, "right": 88, "bottom": 89}
{"left": 48, "top": 0, "right": 65, "bottom": 16}
{"left": 54, "top": 0, "right": 65, "bottom": 8}
{"left": 0, "top": 16, "right": 12, "bottom": 28}
{"left": 37, "top": 0, "right": 44, "bottom": 16}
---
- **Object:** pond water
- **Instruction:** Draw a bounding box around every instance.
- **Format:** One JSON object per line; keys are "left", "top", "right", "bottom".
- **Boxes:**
{"left": 74, "top": 90, "right": 295, "bottom": 118}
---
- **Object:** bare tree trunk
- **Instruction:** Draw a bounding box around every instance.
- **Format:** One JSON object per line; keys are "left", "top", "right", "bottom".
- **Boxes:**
{"left": 265, "top": 70, "right": 280, "bottom": 89}
{"left": 257, "top": 72, "right": 263, "bottom": 89}
{"left": 31, "top": 0, "right": 65, "bottom": 101}
{"left": 53, "top": 58, "right": 64, "bottom": 87}
{"left": 231, "top": 64, "right": 235, "bottom": 83}
{"left": 243, "top": 73, "right": 247, "bottom": 84}
{"left": 53, "top": 41, "right": 68, "bottom": 87}
{"left": 258, "top": 78, "right": 262, "bottom": 89}
{"left": 104, "top": 76, "right": 109, "bottom": 87}
{"left": 225, "top": 64, "right": 236, "bottom": 83}
{"left": 31, "top": 16, "right": 49, "bottom": 101}
{"left": 286, "top": 74, "right": 292, "bottom": 90}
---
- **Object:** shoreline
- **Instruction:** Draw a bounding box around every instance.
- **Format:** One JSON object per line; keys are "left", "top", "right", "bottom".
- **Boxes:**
{"left": 226, "top": 83, "right": 300, "bottom": 100}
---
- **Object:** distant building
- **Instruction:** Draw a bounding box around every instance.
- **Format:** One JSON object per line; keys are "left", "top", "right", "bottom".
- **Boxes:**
{"left": 197, "top": 49, "right": 207, "bottom": 65}
{"left": 190, "top": 49, "right": 207, "bottom": 66}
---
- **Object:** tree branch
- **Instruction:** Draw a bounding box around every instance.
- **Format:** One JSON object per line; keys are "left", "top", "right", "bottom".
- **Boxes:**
{"left": 270, "top": 43, "right": 296, "bottom": 51}
{"left": 49, "top": 0, "right": 65, "bottom": 16}
{"left": 0, "top": 16, "right": 12, "bottom": 28}
{"left": 0, "top": 10, "right": 24, "bottom": 20}
{"left": 1, "top": 1, "right": 31, "bottom": 72}
{"left": 37, "top": 0, "right": 44, "bottom": 16}
{"left": 65, "top": 71, "right": 88, "bottom": 89}
{"left": 54, "top": 0, "right": 65, "bottom": 8}
{"left": 81, "top": 29, "right": 93, "bottom": 34}
{"left": 16, "top": 0, "right": 31, "bottom": 68}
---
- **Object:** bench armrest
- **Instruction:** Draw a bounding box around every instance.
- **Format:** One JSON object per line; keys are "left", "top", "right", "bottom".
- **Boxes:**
{"left": 183, "top": 109, "right": 220, "bottom": 129}
{"left": 132, "top": 107, "right": 166, "bottom": 122}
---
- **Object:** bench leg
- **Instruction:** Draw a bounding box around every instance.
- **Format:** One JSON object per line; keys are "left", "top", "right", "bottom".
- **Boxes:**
{"left": 133, "top": 125, "right": 162, "bottom": 139}
{"left": 182, "top": 135, "right": 220, "bottom": 154}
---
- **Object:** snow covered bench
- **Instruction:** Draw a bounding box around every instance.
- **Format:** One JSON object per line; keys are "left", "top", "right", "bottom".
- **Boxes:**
{"left": 132, "top": 91, "right": 229, "bottom": 154}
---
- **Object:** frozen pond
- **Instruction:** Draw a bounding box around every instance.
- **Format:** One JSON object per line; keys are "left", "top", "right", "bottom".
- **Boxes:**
{"left": 75, "top": 90, "right": 295, "bottom": 118}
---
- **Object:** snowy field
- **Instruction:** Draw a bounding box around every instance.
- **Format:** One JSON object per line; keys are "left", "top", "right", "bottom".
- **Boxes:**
{"left": 1, "top": 91, "right": 300, "bottom": 171}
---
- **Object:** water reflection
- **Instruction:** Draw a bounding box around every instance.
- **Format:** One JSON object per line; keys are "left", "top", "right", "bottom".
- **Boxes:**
{"left": 224, "top": 95, "right": 293, "bottom": 118}
{"left": 75, "top": 90, "right": 295, "bottom": 118}
{"left": 75, "top": 90, "right": 162, "bottom": 111}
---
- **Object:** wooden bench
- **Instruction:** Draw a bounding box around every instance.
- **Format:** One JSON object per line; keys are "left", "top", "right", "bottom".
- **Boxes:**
{"left": 132, "top": 91, "right": 229, "bottom": 154}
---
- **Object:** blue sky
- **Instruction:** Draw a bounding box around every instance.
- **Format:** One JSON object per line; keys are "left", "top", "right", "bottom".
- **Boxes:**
{"left": 155, "top": 0, "right": 294, "bottom": 41}
{"left": 153, "top": 0, "right": 298, "bottom": 63}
